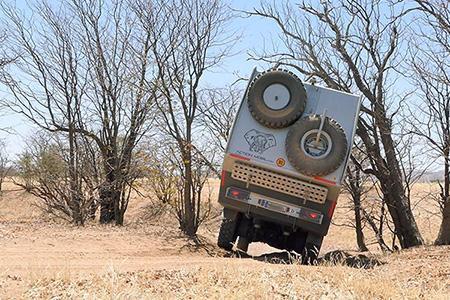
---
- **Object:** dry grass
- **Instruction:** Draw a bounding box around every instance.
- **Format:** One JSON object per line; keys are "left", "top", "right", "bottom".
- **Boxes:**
{"left": 0, "top": 179, "right": 449, "bottom": 299}
{"left": 17, "top": 248, "right": 450, "bottom": 299}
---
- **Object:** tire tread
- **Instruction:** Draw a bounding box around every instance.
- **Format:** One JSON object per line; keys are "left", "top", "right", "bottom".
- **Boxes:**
{"left": 286, "top": 114, "right": 348, "bottom": 176}
{"left": 217, "top": 218, "right": 237, "bottom": 251}
{"left": 247, "top": 68, "right": 306, "bottom": 129}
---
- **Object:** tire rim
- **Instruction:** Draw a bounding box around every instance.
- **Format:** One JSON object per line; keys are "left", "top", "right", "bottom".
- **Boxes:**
{"left": 262, "top": 83, "right": 291, "bottom": 110}
{"left": 300, "top": 129, "right": 332, "bottom": 159}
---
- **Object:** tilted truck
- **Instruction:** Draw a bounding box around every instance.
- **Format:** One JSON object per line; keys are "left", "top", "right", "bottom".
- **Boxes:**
{"left": 217, "top": 68, "right": 361, "bottom": 263}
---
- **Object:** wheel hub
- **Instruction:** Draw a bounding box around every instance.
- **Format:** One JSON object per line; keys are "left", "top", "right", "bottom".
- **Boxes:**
{"left": 301, "top": 129, "right": 332, "bottom": 159}
{"left": 262, "top": 83, "right": 290, "bottom": 110}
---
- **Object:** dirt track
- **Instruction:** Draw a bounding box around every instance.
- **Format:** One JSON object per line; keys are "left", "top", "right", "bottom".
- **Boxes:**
{"left": 1, "top": 221, "right": 449, "bottom": 299}
{"left": 1, "top": 181, "right": 449, "bottom": 298}
{"left": 0, "top": 222, "right": 228, "bottom": 275}
{"left": 0, "top": 221, "right": 291, "bottom": 297}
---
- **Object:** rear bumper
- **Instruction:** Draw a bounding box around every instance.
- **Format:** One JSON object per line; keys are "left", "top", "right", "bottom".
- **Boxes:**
{"left": 218, "top": 170, "right": 338, "bottom": 236}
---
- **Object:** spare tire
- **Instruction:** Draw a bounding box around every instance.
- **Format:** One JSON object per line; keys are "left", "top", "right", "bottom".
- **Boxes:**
{"left": 247, "top": 69, "right": 306, "bottom": 128}
{"left": 286, "top": 115, "right": 348, "bottom": 176}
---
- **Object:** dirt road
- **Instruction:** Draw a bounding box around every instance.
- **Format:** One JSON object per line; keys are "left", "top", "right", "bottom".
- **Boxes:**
{"left": 0, "top": 182, "right": 449, "bottom": 298}
{"left": 0, "top": 221, "right": 231, "bottom": 273}
{"left": 1, "top": 221, "right": 449, "bottom": 299}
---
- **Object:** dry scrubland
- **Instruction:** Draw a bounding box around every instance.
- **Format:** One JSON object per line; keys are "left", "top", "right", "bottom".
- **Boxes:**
{"left": 0, "top": 179, "right": 449, "bottom": 299}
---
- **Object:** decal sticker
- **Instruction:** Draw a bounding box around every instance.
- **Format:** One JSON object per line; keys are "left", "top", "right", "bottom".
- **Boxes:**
{"left": 236, "top": 150, "right": 274, "bottom": 163}
{"left": 244, "top": 129, "right": 276, "bottom": 154}
{"left": 276, "top": 158, "right": 285, "bottom": 167}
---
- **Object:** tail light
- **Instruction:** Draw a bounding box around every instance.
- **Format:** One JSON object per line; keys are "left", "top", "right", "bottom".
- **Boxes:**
{"left": 309, "top": 212, "right": 319, "bottom": 219}
{"left": 226, "top": 187, "right": 250, "bottom": 201}
{"left": 298, "top": 207, "right": 323, "bottom": 224}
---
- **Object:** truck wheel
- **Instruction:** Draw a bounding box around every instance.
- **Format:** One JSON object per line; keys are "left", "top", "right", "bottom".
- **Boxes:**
{"left": 301, "top": 243, "right": 321, "bottom": 265}
{"left": 287, "top": 231, "right": 307, "bottom": 254}
{"left": 236, "top": 236, "right": 249, "bottom": 252}
{"left": 302, "top": 233, "right": 323, "bottom": 265}
{"left": 217, "top": 218, "right": 238, "bottom": 251}
{"left": 286, "top": 115, "right": 348, "bottom": 176}
{"left": 247, "top": 69, "right": 306, "bottom": 128}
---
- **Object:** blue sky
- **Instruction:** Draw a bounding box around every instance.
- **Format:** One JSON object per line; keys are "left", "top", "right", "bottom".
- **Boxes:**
{"left": 0, "top": 0, "right": 429, "bottom": 165}
{"left": 0, "top": 0, "right": 279, "bottom": 156}
{"left": 204, "top": 0, "right": 280, "bottom": 83}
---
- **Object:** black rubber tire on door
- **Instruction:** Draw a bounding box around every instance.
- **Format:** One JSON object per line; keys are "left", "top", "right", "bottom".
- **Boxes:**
{"left": 247, "top": 69, "right": 307, "bottom": 128}
{"left": 286, "top": 115, "right": 348, "bottom": 176}
{"left": 217, "top": 218, "right": 238, "bottom": 251}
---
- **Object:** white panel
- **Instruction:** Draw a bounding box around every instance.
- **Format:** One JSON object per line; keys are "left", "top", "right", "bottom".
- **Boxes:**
{"left": 226, "top": 70, "right": 360, "bottom": 185}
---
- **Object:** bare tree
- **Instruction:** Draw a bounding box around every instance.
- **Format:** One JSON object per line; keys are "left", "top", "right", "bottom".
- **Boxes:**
{"left": 0, "top": 31, "right": 8, "bottom": 68}
{"left": 195, "top": 86, "right": 243, "bottom": 177}
{"left": 144, "top": 140, "right": 215, "bottom": 232}
{"left": 16, "top": 152, "right": 33, "bottom": 192}
{"left": 361, "top": 201, "right": 392, "bottom": 253}
{"left": 0, "top": 29, "right": 18, "bottom": 135}
{"left": 409, "top": 0, "right": 450, "bottom": 245}
{"left": 247, "top": 0, "right": 424, "bottom": 248}
{"left": 1, "top": 2, "right": 93, "bottom": 223}
{"left": 144, "top": 142, "right": 178, "bottom": 206}
{"left": 15, "top": 132, "right": 99, "bottom": 224}
{"left": 196, "top": 86, "right": 241, "bottom": 177}
{"left": 0, "top": 29, "right": 17, "bottom": 69}
{"left": 0, "top": 140, "right": 11, "bottom": 192}
{"left": 137, "top": 0, "right": 234, "bottom": 236}
{"left": 0, "top": 0, "right": 158, "bottom": 225}
{"left": 343, "top": 149, "right": 371, "bottom": 252}
{"left": 199, "top": 87, "right": 241, "bottom": 153}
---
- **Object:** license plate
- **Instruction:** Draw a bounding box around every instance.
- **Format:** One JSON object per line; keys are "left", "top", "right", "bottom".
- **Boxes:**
{"left": 249, "top": 193, "right": 303, "bottom": 219}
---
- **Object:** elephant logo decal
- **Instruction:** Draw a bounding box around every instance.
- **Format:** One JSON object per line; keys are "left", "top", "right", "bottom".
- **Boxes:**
{"left": 244, "top": 129, "right": 276, "bottom": 154}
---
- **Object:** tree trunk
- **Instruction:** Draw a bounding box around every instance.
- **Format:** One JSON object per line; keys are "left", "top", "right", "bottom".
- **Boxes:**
{"left": 99, "top": 169, "right": 126, "bottom": 225}
{"left": 99, "top": 154, "right": 121, "bottom": 224}
{"left": 68, "top": 122, "right": 82, "bottom": 225}
{"left": 379, "top": 176, "right": 423, "bottom": 248}
{"left": 435, "top": 202, "right": 450, "bottom": 245}
{"left": 362, "top": 208, "right": 391, "bottom": 252}
{"left": 99, "top": 180, "right": 116, "bottom": 224}
{"left": 353, "top": 194, "right": 368, "bottom": 252}
{"left": 358, "top": 107, "right": 424, "bottom": 248}
{"left": 436, "top": 157, "right": 450, "bottom": 245}
{"left": 115, "top": 205, "right": 124, "bottom": 226}
{"left": 88, "top": 199, "right": 97, "bottom": 220}
{"left": 114, "top": 184, "right": 123, "bottom": 226}
{"left": 377, "top": 106, "right": 423, "bottom": 248}
{"left": 181, "top": 146, "right": 196, "bottom": 236}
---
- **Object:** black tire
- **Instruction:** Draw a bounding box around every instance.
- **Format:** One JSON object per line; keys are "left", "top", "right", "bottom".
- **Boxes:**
{"left": 286, "top": 231, "right": 307, "bottom": 254}
{"left": 217, "top": 218, "right": 238, "bottom": 251}
{"left": 247, "top": 69, "right": 307, "bottom": 128}
{"left": 301, "top": 243, "right": 320, "bottom": 265}
{"left": 236, "top": 236, "right": 249, "bottom": 252}
{"left": 286, "top": 115, "right": 348, "bottom": 176}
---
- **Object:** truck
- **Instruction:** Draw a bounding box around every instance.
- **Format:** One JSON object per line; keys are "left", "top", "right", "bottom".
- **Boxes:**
{"left": 217, "top": 68, "right": 361, "bottom": 264}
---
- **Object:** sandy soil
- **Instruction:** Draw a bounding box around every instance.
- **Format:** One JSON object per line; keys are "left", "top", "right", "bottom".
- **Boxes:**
{"left": 0, "top": 179, "right": 449, "bottom": 299}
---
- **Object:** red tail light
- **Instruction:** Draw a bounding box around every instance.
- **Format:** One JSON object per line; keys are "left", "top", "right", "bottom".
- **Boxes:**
{"left": 226, "top": 187, "right": 250, "bottom": 201}
{"left": 298, "top": 207, "right": 323, "bottom": 224}
{"left": 231, "top": 190, "right": 240, "bottom": 197}
{"left": 309, "top": 212, "right": 319, "bottom": 219}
